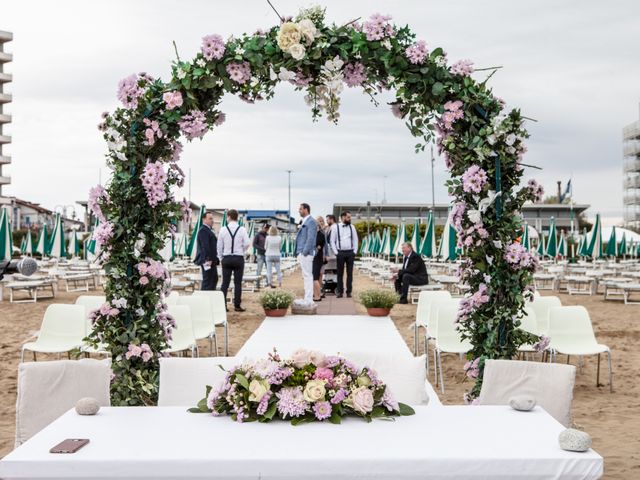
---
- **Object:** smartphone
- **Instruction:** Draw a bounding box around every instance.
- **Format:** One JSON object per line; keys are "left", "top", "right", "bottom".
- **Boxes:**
{"left": 50, "top": 439, "right": 90, "bottom": 454}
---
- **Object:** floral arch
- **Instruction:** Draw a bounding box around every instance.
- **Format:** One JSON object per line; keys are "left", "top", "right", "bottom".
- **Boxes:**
{"left": 88, "top": 7, "right": 544, "bottom": 405}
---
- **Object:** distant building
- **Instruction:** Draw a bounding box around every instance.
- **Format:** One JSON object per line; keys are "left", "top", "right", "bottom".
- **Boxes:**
{"left": 0, "top": 30, "right": 12, "bottom": 213}
{"left": 333, "top": 202, "right": 589, "bottom": 234}
{"left": 623, "top": 103, "right": 640, "bottom": 230}
{"left": 238, "top": 210, "right": 295, "bottom": 232}
{"left": 8, "top": 197, "right": 83, "bottom": 231}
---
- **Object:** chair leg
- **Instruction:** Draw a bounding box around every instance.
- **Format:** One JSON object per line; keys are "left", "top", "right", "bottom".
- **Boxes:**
{"left": 224, "top": 324, "right": 229, "bottom": 356}
{"left": 607, "top": 351, "right": 613, "bottom": 393}
{"left": 438, "top": 351, "right": 445, "bottom": 395}
{"left": 214, "top": 335, "right": 219, "bottom": 357}
{"left": 566, "top": 355, "right": 570, "bottom": 365}
{"left": 33, "top": 351, "right": 37, "bottom": 362}
{"left": 433, "top": 348, "right": 438, "bottom": 385}
{"left": 596, "top": 353, "right": 601, "bottom": 387}
{"left": 425, "top": 337, "right": 430, "bottom": 376}
{"left": 209, "top": 337, "right": 214, "bottom": 357}
{"left": 414, "top": 324, "right": 418, "bottom": 356}
{"left": 20, "top": 349, "right": 25, "bottom": 363}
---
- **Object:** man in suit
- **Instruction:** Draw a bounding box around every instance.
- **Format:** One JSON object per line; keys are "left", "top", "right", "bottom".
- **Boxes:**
{"left": 393, "top": 242, "right": 429, "bottom": 304}
{"left": 330, "top": 211, "right": 359, "bottom": 298}
{"left": 296, "top": 203, "right": 317, "bottom": 305}
{"left": 194, "top": 211, "right": 218, "bottom": 290}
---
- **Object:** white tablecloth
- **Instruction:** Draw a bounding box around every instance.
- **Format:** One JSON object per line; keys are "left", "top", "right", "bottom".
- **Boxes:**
{"left": 0, "top": 406, "right": 602, "bottom": 479}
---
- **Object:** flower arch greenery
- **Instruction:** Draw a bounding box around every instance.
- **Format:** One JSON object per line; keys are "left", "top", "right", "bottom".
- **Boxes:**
{"left": 88, "top": 6, "right": 545, "bottom": 405}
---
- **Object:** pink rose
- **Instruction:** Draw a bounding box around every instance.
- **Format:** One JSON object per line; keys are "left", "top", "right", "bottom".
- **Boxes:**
{"left": 109, "top": 308, "right": 120, "bottom": 316}
{"left": 349, "top": 386, "right": 374, "bottom": 414}
{"left": 163, "top": 91, "right": 183, "bottom": 110}
{"left": 309, "top": 351, "right": 326, "bottom": 367}
{"left": 139, "top": 276, "right": 149, "bottom": 285}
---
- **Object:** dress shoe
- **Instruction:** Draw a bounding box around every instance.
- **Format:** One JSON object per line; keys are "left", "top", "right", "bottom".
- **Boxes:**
{"left": 336, "top": 293, "right": 343, "bottom": 298}
{"left": 234, "top": 306, "right": 246, "bottom": 312}
{"left": 398, "top": 298, "right": 409, "bottom": 305}
{"left": 346, "top": 293, "right": 352, "bottom": 298}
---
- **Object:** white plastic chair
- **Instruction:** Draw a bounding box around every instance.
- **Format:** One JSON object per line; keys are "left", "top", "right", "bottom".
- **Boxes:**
{"left": 15, "top": 359, "right": 111, "bottom": 446}
{"left": 426, "top": 298, "right": 459, "bottom": 381}
{"left": 192, "top": 290, "right": 229, "bottom": 356}
{"left": 548, "top": 306, "right": 613, "bottom": 392}
{"left": 414, "top": 290, "right": 451, "bottom": 355}
{"left": 21, "top": 304, "right": 87, "bottom": 362}
{"left": 158, "top": 357, "right": 239, "bottom": 406}
{"left": 516, "top": 307, "right": 540, "bottom": 355}
{"left": 478, "top": 359, "right": 576, "bottom": 427}
{"left": 528, "top": 295, "right": 562, "bottom": 336}
{"left": 176, "top": 295, "right": 218, "bottom": 356}
{"left": 165, "top": 305, "right": 197, "bottom": 356}
{"left": 434, "top": 300, "right": 472, "bottom": 394}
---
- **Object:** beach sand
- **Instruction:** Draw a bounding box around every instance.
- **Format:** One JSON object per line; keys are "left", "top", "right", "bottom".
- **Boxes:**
{"left": 0, "top": 270, "right": 638, "bottom": 478}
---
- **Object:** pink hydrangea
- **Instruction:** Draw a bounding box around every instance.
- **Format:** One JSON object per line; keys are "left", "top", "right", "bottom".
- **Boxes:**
{"left": 405, "top": 40, "right": 429, "bottom": 64}
{"left": 117, "top": 73, "right": 153, "bottom": 109}
{"left": 450, "top": 202, "right": 466, "bottom": 230}
{"left": 201, "top": 34, "right": 226, "bottom": 61}
{"left": 461, "top": 165, "right": 488, "bottom": 194}
{"left": 504, "top": 242, "right": 538, "bottom": 270}
{"left": 93, "top": 221, "right": 114, "bottom": 248}
{"left": 225, "top": 61, "right": 251, "bottom": 84}
{"left": 181, "top": 198, "right": 192, "bottom": 223}
{"left": 457, "top": 283, "right": 490, "bottom": 324}
{"left": 88, "top": 185, "right": 109, "bottom": 223}
{"left": 125, "top": 343, "right": 153, "bottom": 362}
{"left": 313, "top": 367, "right": 334, "bottom": 382}
{"left": 343, "top": 62, "right": 367, "bottom": 87}
{"left": 451, "top": 59, "right": 474, "bottom": 76}
{"left": 163, "top": 91, "right": 183, "bottom": 110}
{"left": 179, "top": 110, "right": 208, "bottom": 140}
{"left": 463, "top": 357, "right": 481, "bottom": 379}
{"left": 142, "top": 118, "right": 163, "bottom": 146}
{"left": 140, "top": 161, "right": 168, "bottom": 207}
{"left": 170, "top": 140, "right": 183, "bottom": 162}
{"left": 363, "top": 13, "right": 394, "bottom": 41}
{"left": 440, "top": 100, "right": 464, "bottom": 131}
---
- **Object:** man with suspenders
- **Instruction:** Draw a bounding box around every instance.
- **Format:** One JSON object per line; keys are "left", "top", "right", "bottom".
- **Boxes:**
{"left": 330, "top": 210, "right": 359, "bottom": 298}
{"left": 216, "top": 209, "right": 251, "bottom": 312}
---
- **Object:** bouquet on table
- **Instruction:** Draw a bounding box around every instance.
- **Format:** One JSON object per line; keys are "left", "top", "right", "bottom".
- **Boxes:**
{"left": 190, "top": 349, "right": 415, "bottom": 424}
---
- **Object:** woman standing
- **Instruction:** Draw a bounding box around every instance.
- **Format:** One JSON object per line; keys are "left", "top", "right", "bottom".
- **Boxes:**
{"left": 313, "top": 216, "right": 327, "bottom": 301}
{"left": 264, "top": 226, "right": 282, "bottom": 288}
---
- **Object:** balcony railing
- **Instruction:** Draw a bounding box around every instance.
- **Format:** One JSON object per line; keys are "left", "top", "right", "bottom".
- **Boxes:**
{"left": 0, "top": 93, "right": 12, "bottom": 104}
{"left": 0, "top": 134, "right": 10, "bottom": 144}
{"left": 623, "top": 159, "right": 640, "bottom": 173}
{"left": 0, "top": 175, "right": 10, "bottom": 185}
{"left": 0, "top": 155, "right": 10, "bottom": 164}
{"left": 624, "top": 121, "right": 640, "bottom": 140}
{"left": 624, "top": 140, "right": 640, "bottom": 157}
{"left": 624, "top": 176, "right": 640, "bottom": 189}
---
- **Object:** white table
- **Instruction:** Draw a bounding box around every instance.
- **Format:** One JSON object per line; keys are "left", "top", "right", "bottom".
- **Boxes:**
{"left": 0, "top": 406, "right": 602, "bottom": 479}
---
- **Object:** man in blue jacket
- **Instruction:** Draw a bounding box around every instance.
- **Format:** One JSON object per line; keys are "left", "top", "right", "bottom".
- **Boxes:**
{"left": 194, "top": 211, "right": 218, "bottom": 290}
{"left": 296, "top": 203, "right": 317, "bottom": 305}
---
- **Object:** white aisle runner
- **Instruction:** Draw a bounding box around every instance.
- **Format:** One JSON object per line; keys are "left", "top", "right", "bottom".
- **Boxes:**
{"left": 238, "top": 314, "right": 441, "bottom": 405}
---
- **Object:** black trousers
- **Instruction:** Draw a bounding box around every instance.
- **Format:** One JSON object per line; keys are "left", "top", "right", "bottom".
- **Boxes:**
{"left": 200, "top": 264, "right": 218, "bottom": 291}
{"left": 336, "top": 251, "right": 355, "bottom": 294}
{"left": 395, "top": 273, "right": 428, "bottom": 300}
{"left": 221, "top": 256, "right": 244, "bottom": 307}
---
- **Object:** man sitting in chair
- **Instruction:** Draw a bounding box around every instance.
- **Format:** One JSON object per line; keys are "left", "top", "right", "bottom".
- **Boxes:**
{"left": 392, "top": 242, "right": 429, "bottom": 304}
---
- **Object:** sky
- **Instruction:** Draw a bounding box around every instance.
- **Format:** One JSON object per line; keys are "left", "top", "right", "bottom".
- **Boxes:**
{"left": 2, "top": 0, "right": 639, "bottom": 226}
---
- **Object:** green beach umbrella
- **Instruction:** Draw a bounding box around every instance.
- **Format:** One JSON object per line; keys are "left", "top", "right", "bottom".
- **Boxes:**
{"left": 19, "top": 236, "right": 26, "bottom": 255}
{"left": 35, "top": 225, "right": 48, "bottom": 257}
{"left": 619, "top": 232, "right": 627, "bottom": 257}
{"left": 419, "top": 211, "right": 436, "bottom": 258}
{"left": 67, "top": 230, "right": 81, "bottom": 257}
{"left": 393, "top": 222, "right": 407, "bottom": 257}
{"left": 86, "top": 219, "right": 99, "bottom": 257}
{"left": 545, "top": 217, "right": 558, "bottom": 258}
{"left": 47, "top": 214, "right": 66, "bottom": 258}
{"left": 605, "top": 225, "right": 617, "bottom": 257}
{"left": 221, "top": 209, "right": 228, "bottom": 227}
{"left": 246, "top": 221, "right": 256, "bottom": 254}
{"left": 585, "top": 214, "right": 603, "bottom": 259}
{"left": 578, "top": 228, "right": 588, "bottom": 257}
{"left": 359, "top": 235, "right": 369, "bottom": 255}
{"left": 437, "top": 215, "right": 457, "bottom": 261}
{"left": 382, "top": 227, "right": 393, "bottom": 257}
{"left": 410, "top": 219, "right": 420, "bottom": 252}
{"left": 187, "top": 205, "right": 205, "bottom": 261}
{"left": 557, "top": 231, "right": 567, "bottom": 258}
{"left": 0, "top": 209, "right": 12, "bottom": 261}
{"left": 537, "top": 233, "right": 546, "bottom": 257}
{"left": 521, "top": 223, "right": 530, "bottom": 251}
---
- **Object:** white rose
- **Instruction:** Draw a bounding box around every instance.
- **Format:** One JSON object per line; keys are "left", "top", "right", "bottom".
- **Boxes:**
{"left": 348, "top": 386, "right": 374, "bottom": 414}
{"left": 278, "top": 67, "right": 296, "bottom": 82}
{"left": 297, "top": 18, "right": 318, "bottom": 44}
{"left": 309, "top": 351, "right": 326, "bottom": 367}
{"left": 277, "top": 22, "right": 301, "bottom": 51}
{"left": 303, "top": 379, "right": 326, "bottom": 402}
{"left": 505, "top": 133, "right": 517, "bottom": 146}
{"left": 248, "top": 379, "right": 270, "bottom": 402}
{"left": 291, "top": 348, "right": 311, "bottom": 368}
{"left": 288, "top": 43, "right": 306, "bottom": 60}
{"left": 467, "top": 209, "right": 482, "bottom": 225}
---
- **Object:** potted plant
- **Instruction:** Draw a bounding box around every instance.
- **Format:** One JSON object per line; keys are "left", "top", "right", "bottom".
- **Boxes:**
{"left": 260, "top": 290, "right": 294, "bottom": 317}
{"left": 358, "top": 289, "right": 400, "bottom": 317}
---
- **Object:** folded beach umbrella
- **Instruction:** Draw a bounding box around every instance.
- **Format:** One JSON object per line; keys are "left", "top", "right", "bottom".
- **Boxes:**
{"left": 410, "top": 219, "right": 420, "bottom": 252}
{"left": 578, "top": 228, "right": 588, "bottom": 257}
{"left": 35, "top": 224, "right": 48, "bottom": 257}
{"left": 536, "top": 233, "right": 546, "bottom": 257}
{"left": 221, "top": 209, "right": 228, "bottom": 228}
{"left": 382, "top": 227, "right": 393, "bottom": 257}
{"left": 605, "top": 225, "right": 617, "bottom": 257}
{"left": 521, "top": 222, "right": 530, "bottom": 251}
{"left": 545, "top": 218, "right": 558, "bottom": 258}
{"left": 420, "top": 211, "right": 436, "bottom": 258}
{"left": 585, "top": 213, "right": 603, "bottom": 259}
{"left": 0, "top": 209, "right": 12, "bottom": 261}
{"left": 23, "top": 230, "right": 35, "bottom": 256}
{"left": 246, "top": 221, "right": 256, "bottom": 254}
{"left": 393, "top": 222, "right": 406, "bottom": 257}
{"left": 19, "top": 236, "right": 25, "bottom": 254}
{"left": 67, "top": 230, "right": 81, "bottom": 257}
{"left": 359, "top": 235, "right": 369, "bottom": 255}
{"left": 187, "top": 205, "right": 205, "bottom": 261}
{"left": 619, "top": 233, "right": 628, "bottom": 257}
{"left": 47, "top": 214, "right": 66, "bottom": 258}
{"left": 437, "top": 215, "right": 457, "bottom": 261}
{"left": 557, "top": 231, "right": 567, "bottom": 258}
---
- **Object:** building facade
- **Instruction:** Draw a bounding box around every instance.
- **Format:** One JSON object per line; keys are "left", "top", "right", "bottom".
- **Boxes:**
{"left": 0, "top": 30, "right": 12, "bottom": 214}
{"left": 623, "top": 104, "right": 640, "bottom": 230}
{"left": 8, "top": 197, "right": 84, "bottom": 231}
{"left": 333, "top": 202, "right": 589, "bottom": 234}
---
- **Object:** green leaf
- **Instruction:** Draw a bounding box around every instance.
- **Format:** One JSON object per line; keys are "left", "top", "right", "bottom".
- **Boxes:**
{"left": 235, "top": 373, "right": 250, "bottom": 390}
{"left": 196, "top": 397, "right": 210, "bottom": 412}
{"left": 187, "top": 407, "right": 208, "bottom": 413}
{"left": 328, "top": 412, "right": 342, "bottom": 424}
{"left": 432, "top": 82, "right": 445, "bottom": 97}
{"left": 398, "top": 403, "right": 416, "bottom": 416}
{"left": 264, "top": 401, "right": 277, "bottom": 420}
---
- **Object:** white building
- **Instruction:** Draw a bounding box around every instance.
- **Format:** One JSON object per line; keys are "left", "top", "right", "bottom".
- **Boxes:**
{"left": 623, "top": 103, "right": 640, "bottom": 230}
{"left": 0, "top": 30, "right": 12, "bottom": 215}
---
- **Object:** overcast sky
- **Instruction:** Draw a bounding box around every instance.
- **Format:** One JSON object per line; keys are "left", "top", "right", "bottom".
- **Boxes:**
{"left": 2, "top": 0, "right": 639, "bottom": 226}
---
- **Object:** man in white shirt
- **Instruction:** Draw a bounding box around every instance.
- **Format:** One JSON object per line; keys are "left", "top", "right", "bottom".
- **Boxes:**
{"left": 330, "top": 211, "right": 359, "bottom": 298}
{"left": 216, "top": 209, "right": 251, "bottom": 312}
{"left": 295, "top": 203, "right": 317, "bottom": 305}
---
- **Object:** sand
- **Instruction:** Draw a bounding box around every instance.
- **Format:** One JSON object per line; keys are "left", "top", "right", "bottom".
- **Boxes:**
{"left": 1, "top": 271, "right": 639, "bottom": 478}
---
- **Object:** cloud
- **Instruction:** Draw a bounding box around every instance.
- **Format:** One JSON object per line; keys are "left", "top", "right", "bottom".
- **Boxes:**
{"left": 2, "top": 0, "right": 638, "bottom": 227}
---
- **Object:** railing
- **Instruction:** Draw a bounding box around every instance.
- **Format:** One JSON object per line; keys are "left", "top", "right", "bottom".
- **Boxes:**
{"left": 624, "top": 176, "right": 640, "bottom": 189}
{"left": 623, "top": 159, "right": 640, "bottom": 173}
{"left": 623, "top": 140, "right": 640, "bottom": 157}
{"left": 624, "top": 121, "right": 640, "bottom": 140}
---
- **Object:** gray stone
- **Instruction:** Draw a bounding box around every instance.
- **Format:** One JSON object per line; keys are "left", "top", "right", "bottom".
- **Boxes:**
{"left": 509, "top": 395, "right": 536, "bottom": 411}
{"left": 75, "top": 397, "right": 100, "bottom": 415}
{"left": 291, "top": 300, "right": 317, "bottom": 315}
{"left": 559, "top": 428, "right": 592, "bottom": 452}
